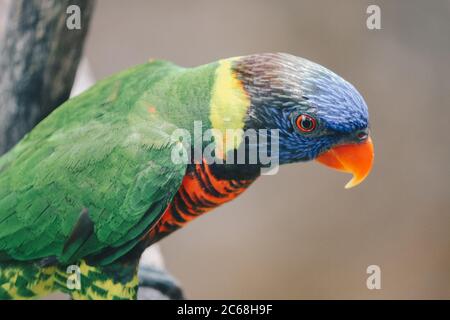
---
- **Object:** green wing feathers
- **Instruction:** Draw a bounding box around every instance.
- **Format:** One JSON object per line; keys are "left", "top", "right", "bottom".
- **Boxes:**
{"left": 0, "top": 61, "right": 188, "bottom": 264}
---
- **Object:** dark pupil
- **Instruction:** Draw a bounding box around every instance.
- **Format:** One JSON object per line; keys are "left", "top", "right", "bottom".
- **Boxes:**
{"left": 301, "top": 117, "right": 313, "bottom": 129}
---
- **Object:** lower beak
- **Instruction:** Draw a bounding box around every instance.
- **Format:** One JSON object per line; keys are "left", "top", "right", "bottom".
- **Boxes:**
{"left": 315, "top": 137, "right": 374, "bottom": 189}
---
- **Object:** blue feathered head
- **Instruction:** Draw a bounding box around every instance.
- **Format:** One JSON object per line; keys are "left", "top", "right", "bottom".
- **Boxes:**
{"left": 234, "top": 53, "right": 374, "bottom": 188}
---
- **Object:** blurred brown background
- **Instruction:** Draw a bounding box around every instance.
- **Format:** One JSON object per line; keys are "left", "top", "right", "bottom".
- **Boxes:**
{"left": 6, "top": 0, "right": 450, "bottom": 299}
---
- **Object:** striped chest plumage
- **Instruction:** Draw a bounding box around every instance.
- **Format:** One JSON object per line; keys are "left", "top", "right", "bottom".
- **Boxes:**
{"left": 146, "top": 160, "right": 257, "bottom": 244}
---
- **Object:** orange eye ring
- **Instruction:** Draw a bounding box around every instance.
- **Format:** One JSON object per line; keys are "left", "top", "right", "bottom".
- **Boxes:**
{"left": 296, "top": 114, "right": 317, "bottom": 133}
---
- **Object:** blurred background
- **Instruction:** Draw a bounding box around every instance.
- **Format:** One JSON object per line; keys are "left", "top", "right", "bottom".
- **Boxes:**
{"left": 3, "top": 0, "right": 450, "bottom": 299}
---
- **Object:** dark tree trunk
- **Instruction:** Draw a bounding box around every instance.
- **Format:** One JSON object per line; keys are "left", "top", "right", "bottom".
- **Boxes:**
{"left": 0, "top": 0, "right": 95, "bottom": 155}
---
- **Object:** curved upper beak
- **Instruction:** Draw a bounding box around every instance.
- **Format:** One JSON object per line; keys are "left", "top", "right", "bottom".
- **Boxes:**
{"left": 315, "top": 137, "right": 374, "bottom": 189}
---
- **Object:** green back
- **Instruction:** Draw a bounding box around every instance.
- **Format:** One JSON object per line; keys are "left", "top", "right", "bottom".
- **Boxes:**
{"left": 0, "top": 60, "right": 218, "bottom": 264}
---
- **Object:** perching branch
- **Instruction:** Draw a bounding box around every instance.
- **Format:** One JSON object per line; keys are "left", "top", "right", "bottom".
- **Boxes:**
{"left": 0, "top": 0, "right": 95, "bottom": 155}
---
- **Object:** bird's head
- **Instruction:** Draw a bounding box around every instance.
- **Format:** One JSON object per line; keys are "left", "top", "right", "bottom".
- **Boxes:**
{"left": 224, "top": 53, "right": 374, "bottom": 188}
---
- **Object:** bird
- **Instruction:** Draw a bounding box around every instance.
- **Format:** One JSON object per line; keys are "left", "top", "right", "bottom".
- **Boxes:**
{"left": 0, "top": 53, "right": 373, "bottom": 299}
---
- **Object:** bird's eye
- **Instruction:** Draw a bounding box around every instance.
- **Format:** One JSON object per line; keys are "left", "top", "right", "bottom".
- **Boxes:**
{"left": 295, "top": 114, "right": 317, "bottom": 133}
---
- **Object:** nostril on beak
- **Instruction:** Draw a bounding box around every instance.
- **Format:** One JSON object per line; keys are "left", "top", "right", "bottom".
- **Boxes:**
{"left": 356, "top": 129, "right": 369, "bottom": 141}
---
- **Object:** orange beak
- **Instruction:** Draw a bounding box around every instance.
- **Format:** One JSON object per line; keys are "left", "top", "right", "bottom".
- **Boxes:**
{"left": 316, "top": 137, "right": 374, "bottom": 189}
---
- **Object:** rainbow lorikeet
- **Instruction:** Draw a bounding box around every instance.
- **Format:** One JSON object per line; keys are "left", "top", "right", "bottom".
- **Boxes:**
{"left": 0, "top": 53, "right": 373, "bottom": 299}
